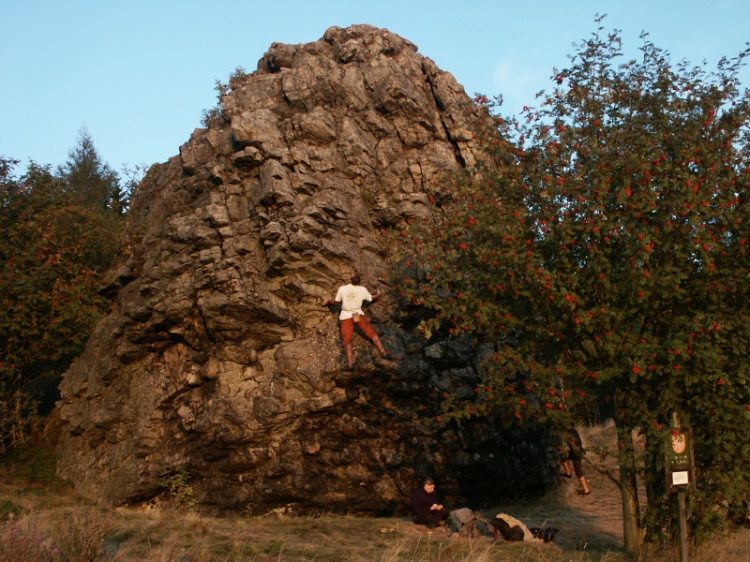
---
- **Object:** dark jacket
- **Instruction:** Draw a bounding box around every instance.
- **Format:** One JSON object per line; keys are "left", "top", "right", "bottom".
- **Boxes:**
{"left": 410, "top": 487, "right": 438, "bottom": 519}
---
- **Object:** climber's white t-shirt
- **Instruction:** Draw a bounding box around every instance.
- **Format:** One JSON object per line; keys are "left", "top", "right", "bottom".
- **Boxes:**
{"left": 334, "top": 284, "right": 373, "bottom": 320}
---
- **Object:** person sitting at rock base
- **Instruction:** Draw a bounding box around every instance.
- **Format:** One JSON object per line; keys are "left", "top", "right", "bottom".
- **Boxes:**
{"left": 410, "top": 477, "right": 450, "bottom": 528}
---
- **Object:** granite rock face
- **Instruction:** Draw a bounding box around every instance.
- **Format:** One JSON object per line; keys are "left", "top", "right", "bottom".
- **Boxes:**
{"left": 55, "top": 25, "right": 551, "bottom": 514}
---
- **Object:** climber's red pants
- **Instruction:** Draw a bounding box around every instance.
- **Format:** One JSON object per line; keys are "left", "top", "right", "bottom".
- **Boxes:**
{"left": 340, "top": 316, "right": 378, "bottom": 345}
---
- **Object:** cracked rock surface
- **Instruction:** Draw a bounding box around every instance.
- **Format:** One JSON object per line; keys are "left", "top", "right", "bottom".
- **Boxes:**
{"left": 55, "top": 24, "right": 552, "bottom": 515}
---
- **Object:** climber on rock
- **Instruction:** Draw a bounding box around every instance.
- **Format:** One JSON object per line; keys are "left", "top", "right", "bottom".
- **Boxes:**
{"left": 322, "top": 273, "right": 391, "bottom": 370}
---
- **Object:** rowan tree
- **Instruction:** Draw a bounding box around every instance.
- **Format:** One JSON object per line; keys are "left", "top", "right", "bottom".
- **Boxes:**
{"left": 401, "top": 20, "right": 750, "bottom": 550}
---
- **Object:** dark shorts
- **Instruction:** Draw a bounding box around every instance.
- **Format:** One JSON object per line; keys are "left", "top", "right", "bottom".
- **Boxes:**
{"left": 568, "top": 457, "right": 584, "bottom": 478}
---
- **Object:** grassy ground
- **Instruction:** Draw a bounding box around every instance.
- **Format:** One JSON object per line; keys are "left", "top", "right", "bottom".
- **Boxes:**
{"left": 2, "top": 422, "right": 749, "bottom": 561}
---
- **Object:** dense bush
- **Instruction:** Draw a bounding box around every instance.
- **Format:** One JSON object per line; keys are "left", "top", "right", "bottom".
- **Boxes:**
{"left": 0, "top": 131, "right": 128, "bottom": 453}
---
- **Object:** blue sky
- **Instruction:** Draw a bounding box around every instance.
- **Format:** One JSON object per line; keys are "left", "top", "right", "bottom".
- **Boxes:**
{"left": 2, "top": 0, "right": 749, "bottom": 175}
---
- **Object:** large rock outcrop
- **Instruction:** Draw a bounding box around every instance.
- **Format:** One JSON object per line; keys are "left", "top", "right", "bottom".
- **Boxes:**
{"left": 55, "top": 24, "right": 552, "bottom": 514}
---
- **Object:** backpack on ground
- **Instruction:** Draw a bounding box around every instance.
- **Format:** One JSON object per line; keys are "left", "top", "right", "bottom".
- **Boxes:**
{"left": 447, "top": 508, "right": 478, "bottom": 537}
{"left": 491, "top": 513, "right": 548, "bottom": 542}
{"left": 447, "top": 508, "right": 497, "bottom": 539}
{"left": 529, "top": 526, "right": 560, "bottom": 543}
{"left": 491, "top": 516, "right": 526, "bottom": 541}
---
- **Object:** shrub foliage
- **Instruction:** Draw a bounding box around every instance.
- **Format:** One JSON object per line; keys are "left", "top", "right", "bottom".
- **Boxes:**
{"left": 0, "top": 139, "right": 124, "bottom": 453}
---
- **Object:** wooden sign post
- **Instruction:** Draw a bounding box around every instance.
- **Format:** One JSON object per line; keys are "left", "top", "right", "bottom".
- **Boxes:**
{"left": 665, "top": 413, "right": 695, "bottom": 562}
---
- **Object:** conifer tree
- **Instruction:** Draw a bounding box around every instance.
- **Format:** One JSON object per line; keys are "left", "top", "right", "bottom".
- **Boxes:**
{"left": 58, "top": 127, "right": 122, "bottom": 214}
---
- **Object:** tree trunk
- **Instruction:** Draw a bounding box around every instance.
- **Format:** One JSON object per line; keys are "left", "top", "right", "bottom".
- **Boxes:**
{"left": 641, "top": 425, "right": 667, "bottom": 538}
{"left": 617, "top": 425, "right": 642, "bottom": 556}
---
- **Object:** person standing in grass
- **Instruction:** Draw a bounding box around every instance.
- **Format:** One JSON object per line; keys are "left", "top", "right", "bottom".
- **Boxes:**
{"left": 562, "top": 427, "right": 591, "bottom": 495}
